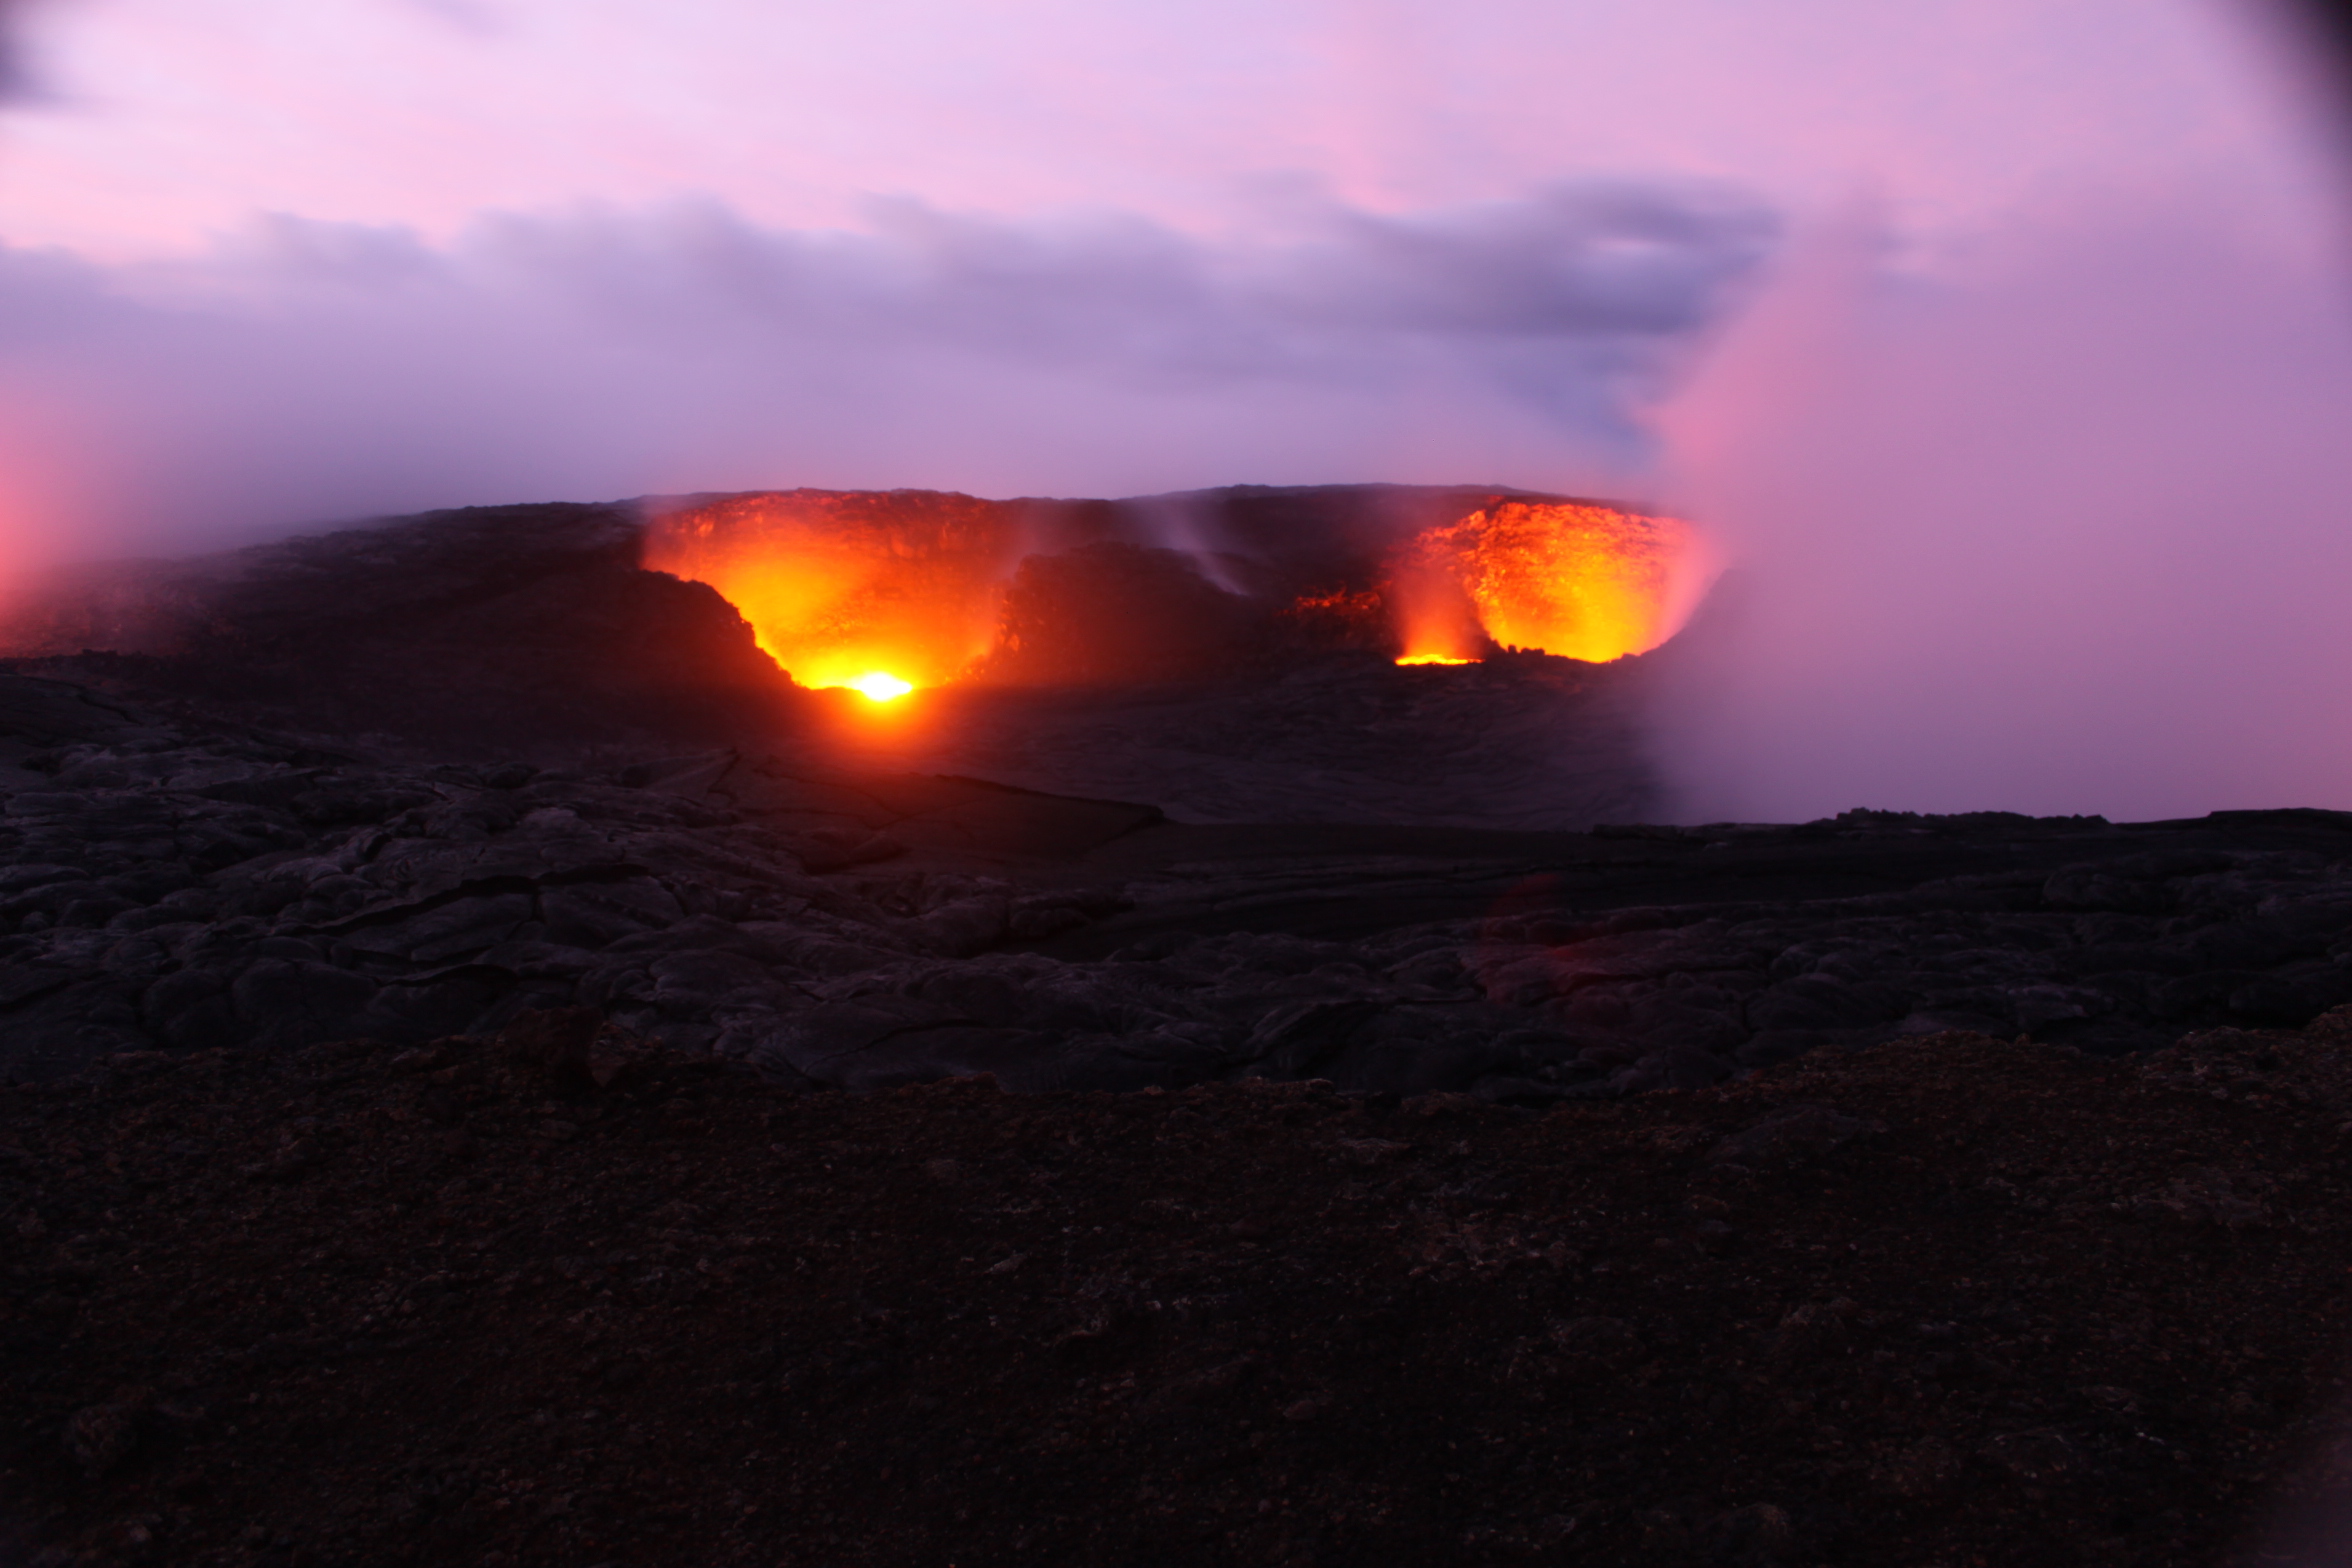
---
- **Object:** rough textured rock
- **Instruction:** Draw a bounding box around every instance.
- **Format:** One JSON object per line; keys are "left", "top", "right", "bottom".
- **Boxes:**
{"left": 0, "top": 670, "right": 2349, "bottom": 1104}
{"left": 0, "top": 503, "right": 802, "bottom": 750}
{"left": 0, "top": 500, "right": 2343, "bottom": 1098}
{"left": 11, "top": 1014, "right": 2352, "bottom": 1566}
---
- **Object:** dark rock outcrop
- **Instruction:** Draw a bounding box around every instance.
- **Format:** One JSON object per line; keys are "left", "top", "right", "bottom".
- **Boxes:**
{"left": 0, "top": 503, "right": 801, "bottom": 749}
{"left": 0, "top": 482, "right": 1674, "bottom": 755}
{"left": 0, "top": 671, "right": 2348, "bottom": 1097}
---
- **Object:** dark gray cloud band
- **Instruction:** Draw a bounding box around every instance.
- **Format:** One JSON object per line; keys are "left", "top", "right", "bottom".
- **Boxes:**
{"left": 0, "top": 183, "right": 1774, "bottom": 557}
{"left": 0, "top": 0, "right": 36, "bottom": 100}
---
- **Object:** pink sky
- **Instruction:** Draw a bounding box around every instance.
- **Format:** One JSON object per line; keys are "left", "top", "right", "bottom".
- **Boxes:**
{"left": 0, "top": 0, "right": 2334, "bottom": 258}
{"left": 0, "top": 0, "right": 2337, "bottom": 549}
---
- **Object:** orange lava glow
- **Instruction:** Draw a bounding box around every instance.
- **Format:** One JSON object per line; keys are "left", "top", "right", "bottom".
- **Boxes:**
{"left": 642, "top": 493, "right": 1023, "bottom": 695}
{"left": 645, "top": 489, "right": 1700, "bottom": 695}
{"left": 1389, "top": 556, "right": 1489, "bottom": 666}
{"left": 1396, "top": 500, "right": 1696, "bottom": 663}
{"left": 1288, "top": 587, "right": 1383, "bottom": 620}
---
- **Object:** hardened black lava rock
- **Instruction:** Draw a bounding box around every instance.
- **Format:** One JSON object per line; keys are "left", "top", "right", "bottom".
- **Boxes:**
{"left": 0, "top": 667, "right": 2347, "bottom": 1100}
{"left": 7, "top": 1010, "right": 2352, "bottom": 1567}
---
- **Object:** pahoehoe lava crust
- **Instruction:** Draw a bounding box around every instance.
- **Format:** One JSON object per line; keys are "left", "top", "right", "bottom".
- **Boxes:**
{"left": 0, "top": 663, "right": 2346, "bottom": 1092}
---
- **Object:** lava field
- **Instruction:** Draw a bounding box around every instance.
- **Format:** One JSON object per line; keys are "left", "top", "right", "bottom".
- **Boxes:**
{"left": 3, "top": 488, "right": 2352, "bottom": 1566}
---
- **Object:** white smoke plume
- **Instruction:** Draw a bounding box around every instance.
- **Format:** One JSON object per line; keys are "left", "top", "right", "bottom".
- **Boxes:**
{"left": 1648, "top": 190, "right": 2352, "bottom": 822}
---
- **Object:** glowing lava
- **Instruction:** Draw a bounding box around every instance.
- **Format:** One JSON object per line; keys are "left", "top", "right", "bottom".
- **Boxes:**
{"left": 1395, "top": 500, "right": 1697, "bottom": 664}
{"left": 641, "top": 491, "right": 1022, "bottom": 696}
{"left": 1388, "top": 555, "right": 1489, "bottom": 666}
{"left": 645, "top": 487, "right": 1703, "bottom": 693}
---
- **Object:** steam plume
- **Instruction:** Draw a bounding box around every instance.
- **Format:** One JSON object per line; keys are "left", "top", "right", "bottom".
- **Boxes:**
{"left": 1649, "top": 193, "right": 2352, "bottom": 822}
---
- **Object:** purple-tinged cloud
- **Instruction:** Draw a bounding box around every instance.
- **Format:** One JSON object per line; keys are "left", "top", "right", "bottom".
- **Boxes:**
{"left": 0, "top": 184, "right": 1772, "bottom": 566}
{"left": 0, "top": 0, "right": 40, "bottom": 100}
{"left": 0, "top": 0, "right": 2316, "bottom": 263}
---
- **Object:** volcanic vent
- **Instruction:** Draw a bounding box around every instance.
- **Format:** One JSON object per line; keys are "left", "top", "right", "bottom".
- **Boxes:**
{"left": 639, "top": 483, "right": 1704, "bottom": 698}
{"left": 0, "top": 484, "right": 1705, "bottom": 828}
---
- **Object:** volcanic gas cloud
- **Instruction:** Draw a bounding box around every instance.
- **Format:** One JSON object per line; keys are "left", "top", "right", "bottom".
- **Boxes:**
{"left": 641, "top": 486, "right": 1702, "bottom": 697}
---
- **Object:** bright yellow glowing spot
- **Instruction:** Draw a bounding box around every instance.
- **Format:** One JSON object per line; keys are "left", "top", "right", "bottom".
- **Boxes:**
{"left": 842, "top": 672, "right": 914, "bottom": 702}
{"left": 1394, "top": 653, "right": 1476, "bottom": 666}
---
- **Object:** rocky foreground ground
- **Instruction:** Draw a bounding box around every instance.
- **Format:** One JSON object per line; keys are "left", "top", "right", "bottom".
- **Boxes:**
{"left": 7, "top": 1010, "right": 2352, "bottom": 1566}
{"left": 3, "top": 667, "right": 2352, "bottom": 1102}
